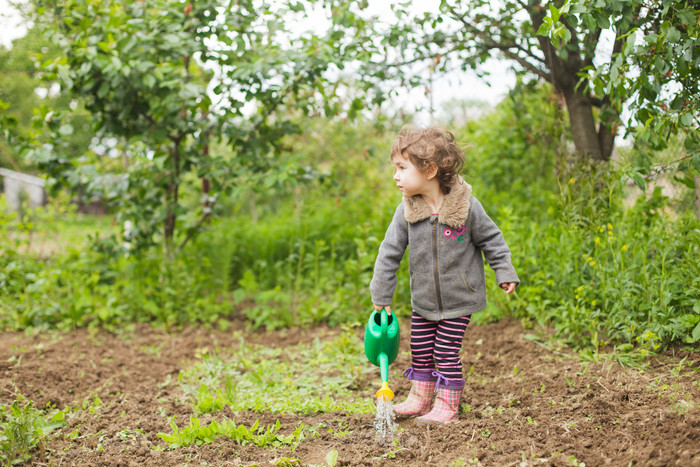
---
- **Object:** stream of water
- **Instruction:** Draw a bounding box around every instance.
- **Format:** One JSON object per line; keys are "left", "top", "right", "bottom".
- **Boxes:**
{"left": 374, "top": 397, "right": 397, "bottom": 444}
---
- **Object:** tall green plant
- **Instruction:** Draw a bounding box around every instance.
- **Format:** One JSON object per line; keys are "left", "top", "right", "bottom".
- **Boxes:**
{"left": 460, "top": 81, "right": 700, "bottom": 351}
{"left": 28, "top": 0, "right": 344, "bottom": 254}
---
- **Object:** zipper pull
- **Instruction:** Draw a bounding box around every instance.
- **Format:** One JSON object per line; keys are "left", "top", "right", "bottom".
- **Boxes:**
{"left": 432, "top": 218, "right": 437, "bottom": 230}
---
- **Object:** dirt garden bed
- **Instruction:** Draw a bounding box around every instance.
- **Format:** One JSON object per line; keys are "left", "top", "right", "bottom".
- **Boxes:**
{"left": 1, "top": 317, "right": 698, "bottom": 466}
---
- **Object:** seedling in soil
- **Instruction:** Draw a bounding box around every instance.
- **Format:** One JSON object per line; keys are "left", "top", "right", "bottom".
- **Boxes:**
{"left": 325, "top": 449, "right": 338, "bottom": 467}
{"left": 272, "top": 457, "right": 302, "bottom": 466}
{"left": 565, "top": 376, "right": 575, "bottom": 388}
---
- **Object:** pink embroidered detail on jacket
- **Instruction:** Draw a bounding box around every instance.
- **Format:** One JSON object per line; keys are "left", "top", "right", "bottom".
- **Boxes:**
{"left": 443, "top": 226, "right": 466, "bottom": 242}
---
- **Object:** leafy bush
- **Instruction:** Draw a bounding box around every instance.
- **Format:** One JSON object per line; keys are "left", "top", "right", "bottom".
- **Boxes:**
{"left": 461, "top": 82, "right": 700, "bottom": 351}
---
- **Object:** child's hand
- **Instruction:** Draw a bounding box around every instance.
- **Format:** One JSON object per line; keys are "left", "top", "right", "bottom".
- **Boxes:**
{"left": 500, "top": 282, "right": 517, "bottom": 294}
{"left": 373, "top": 304, "right": 392, "bottom": 315}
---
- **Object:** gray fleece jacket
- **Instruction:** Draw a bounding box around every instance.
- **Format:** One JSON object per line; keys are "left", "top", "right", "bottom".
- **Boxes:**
{"left": 370, "top": 177, "right": 519, "bottom": 321}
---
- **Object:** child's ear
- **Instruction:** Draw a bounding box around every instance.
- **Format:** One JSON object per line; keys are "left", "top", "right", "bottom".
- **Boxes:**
{"left": 426, "top": 163, "right": 438, "bottom": 180}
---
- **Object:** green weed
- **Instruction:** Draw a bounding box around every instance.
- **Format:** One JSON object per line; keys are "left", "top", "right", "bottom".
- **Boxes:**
{"left": 178, "top": 331, "right": 374, "bottom": 416}
{"left": 157, "top": 417, "right": 310, "bottom": 450}
{"left": 0, "top": 400, "right": 64, "bottom": 465}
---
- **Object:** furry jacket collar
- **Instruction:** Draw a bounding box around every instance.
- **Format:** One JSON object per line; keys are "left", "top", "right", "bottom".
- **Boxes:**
{"left": 403, "top": 177, "right": 472, "bottom": 229}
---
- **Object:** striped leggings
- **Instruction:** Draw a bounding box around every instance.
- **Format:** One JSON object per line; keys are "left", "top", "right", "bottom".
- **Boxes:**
{"left": 410, "top": 311, "right": 471, "bottom": 380}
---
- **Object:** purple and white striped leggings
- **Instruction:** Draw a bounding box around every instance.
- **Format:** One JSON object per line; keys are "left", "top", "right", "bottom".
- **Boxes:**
{"left": 410, "top": 311, "right": 471, "bottom": 380}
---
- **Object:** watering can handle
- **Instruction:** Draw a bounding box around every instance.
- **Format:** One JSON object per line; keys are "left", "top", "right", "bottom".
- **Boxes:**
{"left": 380, "top": 308, "right": 388, "bottom": 333}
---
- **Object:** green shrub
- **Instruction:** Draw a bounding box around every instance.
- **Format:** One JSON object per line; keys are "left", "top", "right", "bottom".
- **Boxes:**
{"left": 460, "top": 82, "right": 700, "bottom": 350}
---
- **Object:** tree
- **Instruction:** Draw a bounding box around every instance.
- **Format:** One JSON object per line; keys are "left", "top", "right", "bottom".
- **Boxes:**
{"left": 330, "top": 0, "right": 698, "bottom": 163}
{"left": 541, "top": 0, "right": 699, "bottom": 163}
{"left": 28, "top": 0, "right": 341, "bottom": 254}
{"left": 0, "top": 25, "right": 92, "bottom": 173}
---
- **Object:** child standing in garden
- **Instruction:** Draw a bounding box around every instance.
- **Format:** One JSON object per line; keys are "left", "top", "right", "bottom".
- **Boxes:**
{"left": 370, "top": 125, "right": 519, "bottom": 424}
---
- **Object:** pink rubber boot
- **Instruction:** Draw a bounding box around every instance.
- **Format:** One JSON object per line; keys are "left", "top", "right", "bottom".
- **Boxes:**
{"left": 393, "top": 379, "right": 436, "bottom": 417}
{"left": 416, "top": 372, "right": 464, "bottom": 424}
{"left": 416, "top": 386, "right": 463, "bottom": 424}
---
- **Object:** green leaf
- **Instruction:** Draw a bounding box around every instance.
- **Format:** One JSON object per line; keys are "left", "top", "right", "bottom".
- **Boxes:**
{"left": 625, "top": 32, "right": 636, "bottom": 53}
{"left": 690, "top": 154, "right": 700, "bottom": 171}
{"left": 679, "top": 112, "right": 693, "bottom": 127}
{"left": 591, "top": 11, "right": 610, "bottom": 29}
{"left": 676, "top": 10, "right": 696, "bottom": 26}
{"left": 326, "top": 449, "right": 339, "bottom": 467}
{"left": 536, "top": 22, "right": 552, "bottom": 37}
{"left": 629, "top": 172, "right": 646, "bottom": 190}
{"left": 549, "top": 4, "right": 560, "bottom": 23}
{"left": 57, "top": 65, "right": 74, "bottom": 89}
{"left": 673, "top": 174, "right": 696, "bottom": 189}
{"left": 666, "top": 26, "right": 681, "bottom": 43}
{"left": 693, "top": 322, "right": 700, "bottom": 343}
{"left": 143, "top": 74, "right": 156, "bottom": 89}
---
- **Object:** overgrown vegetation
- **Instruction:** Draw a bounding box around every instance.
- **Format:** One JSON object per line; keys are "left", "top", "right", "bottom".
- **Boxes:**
{"left": 157, "top": 330, "right": 373, "bottom": 449}
{"left": 461, "top": 82, "right": 700, "bottom": 351}
{"left": 1, "top": 84, "right": 698, "bottom": 352}
{"left": 178, "top": 330, "right": 374, "bottom": 416}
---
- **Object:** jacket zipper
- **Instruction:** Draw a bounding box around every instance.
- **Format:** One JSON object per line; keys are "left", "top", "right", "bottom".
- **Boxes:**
{"left": 432, "top": 218, "right": 444, "bottom": 317}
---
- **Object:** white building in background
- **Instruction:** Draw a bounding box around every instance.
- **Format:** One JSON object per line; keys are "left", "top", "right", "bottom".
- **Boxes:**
{"left": 0, "top": 168, "right": 46, "bottom": 211}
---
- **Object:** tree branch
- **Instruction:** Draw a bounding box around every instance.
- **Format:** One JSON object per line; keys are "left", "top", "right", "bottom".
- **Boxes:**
{"left": 447, "top": 5, "right": 550, "bottom": 81}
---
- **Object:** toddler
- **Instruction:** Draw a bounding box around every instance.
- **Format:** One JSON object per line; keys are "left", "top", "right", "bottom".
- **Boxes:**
{"left": 370, "top": 125, "right": 519, "bottom": 424}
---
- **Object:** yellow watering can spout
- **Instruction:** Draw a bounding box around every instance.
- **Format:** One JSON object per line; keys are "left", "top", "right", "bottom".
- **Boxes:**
{"left": 376, "top": 381, "right": 394, "bottom": 401}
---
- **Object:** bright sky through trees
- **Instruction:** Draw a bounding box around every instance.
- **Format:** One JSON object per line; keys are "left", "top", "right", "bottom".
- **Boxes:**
{"left": 0, "top": 0, "right": 516, "bottom": 126}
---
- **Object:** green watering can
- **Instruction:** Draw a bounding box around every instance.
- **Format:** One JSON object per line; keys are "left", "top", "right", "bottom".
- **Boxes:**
{"left": 364, "top": 309, "right": 400, "bottom": 400}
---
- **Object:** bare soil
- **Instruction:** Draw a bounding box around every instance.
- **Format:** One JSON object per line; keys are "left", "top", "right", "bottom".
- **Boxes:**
{"left": 1, "top": 317, "right": 699, "bottom": 466}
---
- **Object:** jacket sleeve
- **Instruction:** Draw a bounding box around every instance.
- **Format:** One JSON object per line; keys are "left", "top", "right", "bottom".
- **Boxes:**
{"left": 370, "top": 203, "right": 409, "bottom": 306}
{"left": 469, "top": 197, "right": 520, "bottom": 286}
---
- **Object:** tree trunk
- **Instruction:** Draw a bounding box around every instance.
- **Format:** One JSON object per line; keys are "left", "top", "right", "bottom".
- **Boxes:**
{"left": 695, "top": 174, "right": 700, "bottom": 221}
{"left": 164, "top": 142, "right": 181, "bottom": 257}
{"left": 562, "top": 87, "right": 608, "bottom": 161}
{"left": 531, "top": 5, "right": 615, "bottom": 162}
{"left": 597, "top": 121, "right": 616, "bottom": 161}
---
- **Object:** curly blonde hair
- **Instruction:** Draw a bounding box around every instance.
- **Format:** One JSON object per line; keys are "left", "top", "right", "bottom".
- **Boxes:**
{"left": 390, "top": 125, "right": 465, "bottom": 194}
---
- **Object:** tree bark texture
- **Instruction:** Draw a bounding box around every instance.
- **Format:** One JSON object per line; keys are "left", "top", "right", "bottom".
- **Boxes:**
{"left": 528, "top": 4, "right": 615, "bottom": 161}
{"left": 695, "top": 174, "right": 700, "bottom": 221}
{"left": 164, "top": 142, "right": 181, "bottom": 255}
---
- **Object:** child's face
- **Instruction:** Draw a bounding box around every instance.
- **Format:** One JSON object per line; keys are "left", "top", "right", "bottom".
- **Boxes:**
{"left": 391, "top": 154, "right": 434, "bottom": 198}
